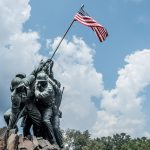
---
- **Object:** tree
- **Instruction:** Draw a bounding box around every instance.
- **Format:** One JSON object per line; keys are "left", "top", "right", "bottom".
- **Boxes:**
{"left": 64, "top": 129, "right": 150, "bottom": 150}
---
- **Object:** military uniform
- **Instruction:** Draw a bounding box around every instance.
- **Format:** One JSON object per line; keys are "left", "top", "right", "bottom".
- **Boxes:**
{"left": 41, "top": 60, "right": 64, "bottom": 148}
{"left": 47, "top": 78, "right": 64, "bottom": 148}
{"left": 52, "top": 106, "right": 64, "bottom": 149}
{"left": 7, "top": 75, "right": 42, "bottom": 137}
{"left": 35, "top": 71, "right": 56, "bottom": 144}
{"left": 4, "top": 73, "right": 26, "bottom": 132}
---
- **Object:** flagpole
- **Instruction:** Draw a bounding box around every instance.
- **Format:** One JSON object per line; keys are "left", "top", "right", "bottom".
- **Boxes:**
{"left": 50, "top": 19, "right": 75, "bottom": 60}
{"left": 49, "top": 4, "right": 84, "bottom": 60}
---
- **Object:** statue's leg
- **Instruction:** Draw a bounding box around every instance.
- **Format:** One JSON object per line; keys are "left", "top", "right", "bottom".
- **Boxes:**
{"left": 23, "top": 116, "right": 32, "bottom": 137}
{"left": 41, "top": 107, "right": 56, "bottom": 144}
{"left": 8, "top": 113, "right": 19, "bottom": 133}
{"left": 4, "top": 109, "right": 11, "bottom": 126}
{"left": 52, "top": 114, "right": 64, "bottom": 149}
{"left": 4, "top": 109, "right": 19, "bottom": 133}
{"left": 27, "top": 103, "right": 42, "bottom": 137}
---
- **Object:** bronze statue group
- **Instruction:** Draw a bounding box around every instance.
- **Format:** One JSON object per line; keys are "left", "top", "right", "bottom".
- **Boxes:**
{"left": 3, "top": 59, "right": 64, "bottom": 149}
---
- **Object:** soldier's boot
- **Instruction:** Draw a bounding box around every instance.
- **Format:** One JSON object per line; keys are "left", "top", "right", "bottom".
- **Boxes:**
{"left": 22, "top": 116, "right": 32, "bottom": 137}
{"left": 4, "top": 109, "right": 11, "bottom": 126}
{"left": 33, "top": 125, "right": 41, "bottom": 137}
{"left": 43, "top": 120, "right": 57, "bottom": 145}
{"left": 53, "top": 127, "right": 64, "bottom": 149}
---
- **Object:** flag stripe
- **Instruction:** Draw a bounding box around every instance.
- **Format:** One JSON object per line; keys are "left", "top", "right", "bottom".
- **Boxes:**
{"left": 76, "top": 13, "right": 102, "bottom": 26}
{"left": 74, "top": 9, "right": 108, "bottom": 42}
{"left": 74, "top": 14, "right": 102, "bottom": 27}
{"left": 92, "top": 27, "right": 104, "bottom": 42}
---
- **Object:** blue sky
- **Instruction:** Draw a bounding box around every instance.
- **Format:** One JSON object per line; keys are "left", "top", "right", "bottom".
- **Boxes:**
{"left": 24, "top": 0, "right": 150, "bottom": 135}
{"left": 25, "top": 0, "right": 150, "bottom": 89}
{"left": 1, "top": 0, "right": 150, "bottom": 137}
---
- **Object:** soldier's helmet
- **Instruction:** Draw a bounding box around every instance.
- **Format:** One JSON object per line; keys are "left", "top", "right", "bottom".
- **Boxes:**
{"left": 22, "top": 75, "right": 35, "bottom": 87}
{"left": 15, "top": 73, "right": 26, "bottom": 79}
{"left": 10, "top": 77, "right": 22, "bottom": 91}
{"left": 36, "top": 71, "right": 48, "bottom": 82}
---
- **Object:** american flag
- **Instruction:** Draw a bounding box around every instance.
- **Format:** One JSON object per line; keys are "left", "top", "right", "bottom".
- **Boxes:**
{"left": 74, "top": 8, "right": 108, "bottom": 42}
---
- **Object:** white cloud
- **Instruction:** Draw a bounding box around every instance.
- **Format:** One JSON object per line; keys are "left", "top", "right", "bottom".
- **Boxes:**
{"left": 0, "top": 0, "right": 43, "bottom": 116}
{"left": 92, "top": 49, "right": 150, "bottom": 137}
{"left": 0, "top": 0, "right": 31, "bottom": 44}
{"left": 49, "top": 36, "right": 104, "bottom": 130}
{"left": 48, "top": 38, "right": 150, "bottom": 137}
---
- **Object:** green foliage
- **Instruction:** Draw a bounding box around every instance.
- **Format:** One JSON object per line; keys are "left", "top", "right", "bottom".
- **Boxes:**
{"left": 64, "top": 129, "right": 150, "bottom": 150}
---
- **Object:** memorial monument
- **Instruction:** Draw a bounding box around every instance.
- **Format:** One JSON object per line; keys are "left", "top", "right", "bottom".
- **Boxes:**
{"left": 0, "top": 59, "right": 64, "bottom": 150}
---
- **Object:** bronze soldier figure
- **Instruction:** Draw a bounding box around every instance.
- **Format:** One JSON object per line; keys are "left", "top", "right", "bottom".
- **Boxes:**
{"left": 34, "top": 71, "right": 57, "bottom": 144}
{"left": 4, "top": 59, "right": 64, "bottom": 149}
{"left": 5, "top": 74, "right": 42, "bottom": 137}
{"left": 42, "top": 60, "right": 64, "bottom": 148}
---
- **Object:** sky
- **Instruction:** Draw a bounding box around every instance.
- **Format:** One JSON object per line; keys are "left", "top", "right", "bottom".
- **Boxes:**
{"left": 0, "top": 0, "right": 150, "bottom": 138}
